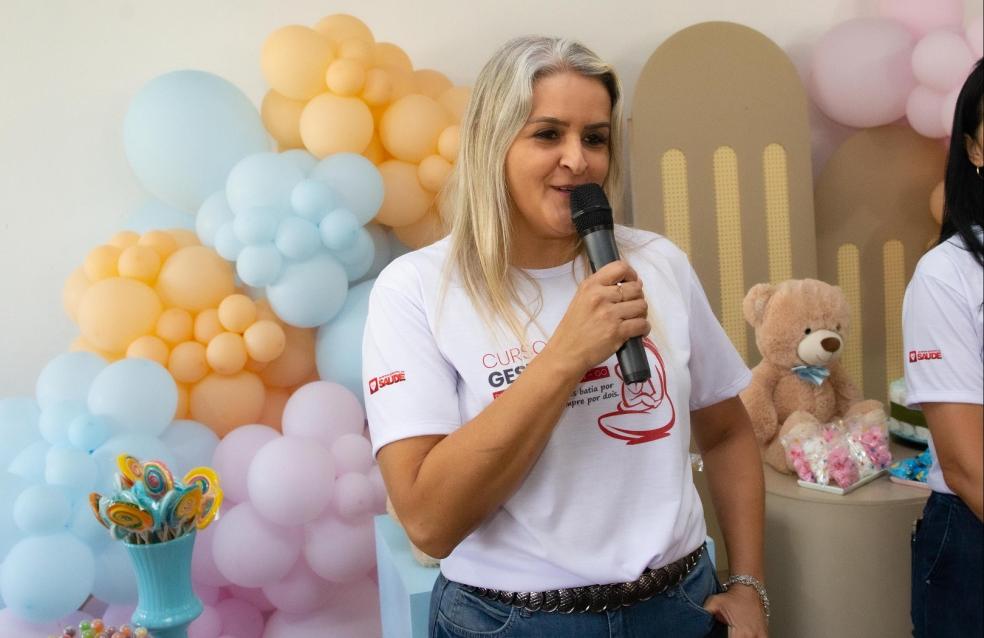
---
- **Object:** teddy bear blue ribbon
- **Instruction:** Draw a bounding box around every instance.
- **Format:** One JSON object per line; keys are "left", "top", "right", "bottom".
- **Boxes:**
{"left": 791, "top": 365, "right": 830, "bottom": 386}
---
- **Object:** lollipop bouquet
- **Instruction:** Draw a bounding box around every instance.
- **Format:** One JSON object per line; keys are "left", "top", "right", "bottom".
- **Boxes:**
{"left": 89, "top": 456, "right": 224, "bottom": 638}
{"left": 51, "top": 619, "right": 153, "bottom": 638}
{"left": 781, "top": 410, "right": 893, "bottom": 494}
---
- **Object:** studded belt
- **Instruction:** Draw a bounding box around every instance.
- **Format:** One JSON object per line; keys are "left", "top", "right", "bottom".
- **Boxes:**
{"left": 461, "top": 543, "right": 705, "bottom": 614}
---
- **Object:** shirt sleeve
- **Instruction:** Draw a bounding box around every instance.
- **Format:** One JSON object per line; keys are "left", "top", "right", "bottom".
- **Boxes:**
{"left": 362, "top": 276, "right": 462, "bottom": 457}
{"left": 685, "top": 265, "right": 752, "bottom": 410}
{"left": 903, "top": 270, "right": 983, "bottom": 406}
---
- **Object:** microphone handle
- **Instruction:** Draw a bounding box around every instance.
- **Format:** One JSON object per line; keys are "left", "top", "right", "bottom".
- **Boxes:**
{"left": 581, "top": 230, "right": 651, "bottom": 384}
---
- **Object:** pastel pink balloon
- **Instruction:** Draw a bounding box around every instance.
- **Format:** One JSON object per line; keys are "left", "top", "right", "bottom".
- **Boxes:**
{"left": 941, "top": 87, "right": 961, "bottom": 134}
{"left": 334, "top": 472, "right": 376, "bottom": 521}
{"left": 967, "top": 16, "right": 984, "bottom": 58}
{"left": 304, "top": 511, "right": 375, "bottom": 583}
{"left": 188, "top": 604, "right": 222, "bottom": 638}
{"left": 195, "top": 582, "right": 222, "bottom": 605}
{"left": 907, "top": 85, "right": 949, "bottom": 138}
{"left": 877, "top": 0, "right": 964, "bottom": 39}
{"left": 912, "top": 30, "right": 976, "bottom": 92}
{"left": 192, "top": 524, "right": 232, "bottom": 588}
{"left": 367, "top": 464, "right": 387, "bottom": 511}
{"left": 225, "top": 585, "right": 276, "bottom": 612}
{"left": 331, "top": 433, "right": 373, "bottom": 476}
{"left": 248, "top": 435, "right": 335, "bottom": 525}
{"left": 211, "top": 424, "right": 280, "bottom": 504}
{"left": 811, "top": 18, "right": 916, "bottom": 128}
{"left": 281, "top": 382, "right": 364, "bottom": 448}
{"left": 262, "top": 577, "right": 381, "bottom": 638}
{"left": 215, "top": 597, "right": 264, "bottom": 638}
{"left": 212, "top": 502, "right": 303, "bottom": 588}
{"left": 263, "top": 557, "right": 338, "bottom": 614}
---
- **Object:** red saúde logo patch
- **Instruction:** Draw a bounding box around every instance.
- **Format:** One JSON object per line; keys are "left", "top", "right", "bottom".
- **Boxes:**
{"left": 908, "top": 349, "right": 943, "bottom": 362}
{"left": 369, "top": 371, "right": 406, "bottom": 394}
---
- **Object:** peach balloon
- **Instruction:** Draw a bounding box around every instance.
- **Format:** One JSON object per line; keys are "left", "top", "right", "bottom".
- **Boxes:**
{"left": 375, "top": 160, "right": 433, "bottom": 227}
{"left": 118, "top": 245, "right": 162, "bottom": 283}
{"left": 413, "top": 70, "right": 453, "bottom": 100}
{"left": 194, "top": 308, "right": 224, "bottom": 344}
{"left": 258, "top": 387, "right": 291, "bottom": 431}
{"left": 190, "top": 371, "right": 266, "bottom": 437}
{"left": 313, "top": 14, "right": 375, "bottom": 47}
{"left": 929, "top": 180, "right": 944, "bottom": 225}
{"left": 169, "top": 340, "right": 209, "bottom": 384}
{"left": 218, "top": 294, "right": 257, "bottom": 333}
{"left": 175, "top": 383, "right": 190, "bottom": 419}
{"left": 438, "top": 86, "right": 471, "bottom": 123}
{"left": 84, "top": 245, "right": 122, "bottom": 281}
{"left": 262, "top": 90, "right": 306, "bottom": 150}
{"left": 300, "top": 93, "right": 374, "bottom": 157}
{"left": 438, "top": 125, "right": 460, "bottom": 163}
{"left": 245, "top": 357, "right": 269, "bottom": 373}
{"left": 244, "top": 320, "right": 287, "bottom": 363}
{"left": 137, "top": 230, "right": 180, "bottom": 260}
{"left": 78, "top": 277, "right": 162, "bottom": 354}
{"left": 156, "top": 246, "right": 236, "bottom": 312}
{"left": 255, "top": 298, "right": 278, "bottom": 322}
{"left": 417, "top": 155, "right": 453, "bottom": 193}
{"left": 63, "top": 268, "right": 91, "bottom": 322}
{"left": 127, "top": 335, "right": 170, "bottom": 367}
{"left": 260, "top": 325, "right": 317, "bottom": 388}
{"left": 373, "top": 42, "right": 413, "bottom": 73}
{"left": 362, "top": 134, "right": 389, "bottom": 165}
{"left": 338, "top": 38, "right": 374, "bottom": 65}
{"left": 207, "top": 332, "right": 248, "bottom": 375}
{"left": 167, "top": 229, "right": 200, "bottom": 249}
{"left": 380, "top": 95, "right": 450, "bottom": 163}
{"left": 360, "top": 68, "right": 393, "bottom": 107}
{"left": 326, "top": 59, "right": 367, "bottom": 96}
{"left": 261, "top": 25, "right": 335, "bottom": 101}
{"left": 156, "top": 307, "right": 194, "bottom": 344}
{"left": 392, "top": 209, "right": 447, "bottom": 249}
{"left": 108, "top": 231, "right": 140, "bottom": 250}
{"left": 69, "top": 337, "right": 114, "bottom": 361}
{"left": 386, "top": 69, "right": 416, "bottom": 102}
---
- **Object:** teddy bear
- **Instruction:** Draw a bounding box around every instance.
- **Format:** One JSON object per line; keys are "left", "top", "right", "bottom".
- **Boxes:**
{"left": 739, "top": 278, "right": 883, "bottom": 473}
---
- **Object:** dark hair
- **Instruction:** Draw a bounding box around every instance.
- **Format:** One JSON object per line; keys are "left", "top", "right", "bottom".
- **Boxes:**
{"left": 939, "top": 58, "right": 984, "bottom": 266}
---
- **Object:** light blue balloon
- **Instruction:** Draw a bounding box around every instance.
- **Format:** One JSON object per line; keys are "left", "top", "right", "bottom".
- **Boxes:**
{"left": 45, "top": 447, "right": 97, "bottom": 497}
{"left": 0, "top": 533, "right": 95, "bottom": 622}
{"left": 335, "top": 227, "right": 375, "bottom": 282}
{"left": 233, "top": 206, "right": 282, "bottom": 245}
{"left": 316, "top": 278, "right": 376, "bottom": 403}
{"left": 356, "top": 224, "right": 394, "bottom": 284}
{"left": 91, "top": 543, "right": 137, "bottom": 605}
{"left": 91, "top": 434, "right": 177, "bottom": 495}
{"left": 280, "top": 149, "right": 317, "bottom": 175}
{"left": 35, "top": 352, "right": 107, "bottom": 411}
{"left": 67, "top": 498, "right": 111, "bottom": 551}
{"left": 87, "top": 359, "right": 177, "bottom": 438}
{"left": 38, "top": 400, "right": 88, "bottom": 446}
{"left": 275, "top": 216, "right": 321, "bottom": 261}
{"left": 309, "top": 153, "right": 384, "bottom": 224}
{"left": 68, "top": 414, "right": 112, "bottom": 452}
{"left": 267, "top": 252, "right": 349, "bottom": 328}
{"left": 124, "top": 199, "right": 196, "bottom": 233}
{"left": 159, "top": 419, "right": 219, "bottom": 477}
{"left": 0, "top": 471, "right": 29, "bottom": 560}
{"left": 13, "top": 484, "right": 71, "bottom": 535}
{"left": 291, "top": 179, "right": 336, "bottom": 222}
{"left": 236, "top": 244, "right": 284, "bottom": 287}
{"left": 8, "top": 440, "right": 50, "bottom": 482}
{"left": 123, "top": 70, "right": 270, "bottom": 212}
{"left": 319, "top": 208, "right": 361, "bottom": 251}
{"left": 0, "top": 398, "right": 41, "bottom": 470}
{"left": 214, "top": 222, "right": 244, "bottom": 261}
{"left": 196, "top": 191, "right": 235, "bottom": 247}
{"left": 225, "top": 152, "right": 305, "bottom": 215}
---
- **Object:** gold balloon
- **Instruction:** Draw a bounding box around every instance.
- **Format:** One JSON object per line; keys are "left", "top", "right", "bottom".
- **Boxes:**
{"left": 299, "top": 93, "right": 374, "bottom": 157}
{"left": 83, "top": 245, "right": 121, "bottom": 282}
{"left": 417, "top": 154, "right": 453, "bottom": 193}
{"left": 156, "top": 308, "right": 194, "bottom": 345}
{"left": 338, "top": 38, "right": 374, "bottom": 65}
{"left": 413, "top": 69, "right": 453, "bottom": 100}
{"left": 261, "top": 90, "right": 305, "bottom": 150}
{"left": 217, "top": 294, "right": 257, "bottom": 333}
{"left": 190, "top": 371, "right": 266, "bottom": 437}
{"left": 326, "top": 59, "right": 367, "bottom": 96}
{"left": 127, "top": 335, "right": 170, "bottom": 367}
{"left": 438, "top": 86, "right": 471, "bottom": 123}
{"left": 156, "top": 246, "right": 236, "bottom": 312}
{"left": 362, "top": 133, "right": 389, "bottom": 165}
{"left": 137, "top": 231, "right": 179, "bottom": 260}
{"left": 375, "top": 160, "right": 434, "bottom": 227}
{"left": 360, "top": 68, "right": 393, "bottom": 107}
{"left": 243, "top": 319, "right": 287, "bottom": 363}
{"left": 206, "top": 332, "right": 248, "bottom": 375}
{"left": 107, "top": 231, "right": 139, "bottom": 250}
{"left": 313, "top": 14, "right": 375, "bottom": 47}
{"left": 117, "top": 245, "right": 162, "bottom": 283}
{"left": 373, "top": 42, "right": 413, "bottom": 73}
{"left": 261, "top": 25, "right": 334, "bottom": 101}
{"left": 194, "top": 308, "right": 224, "bottom": 345}
{"left": 438, "top": 125, "right": 461, "bottom": 162}
{"left": 63, "top": 268, "right": 91, "bottom": 322}
{"left": 78, "top": 278, "right": 162, "bottom": 355}
{"left": 168, "top": 341, "right": 209, "bottom": 384}
{"left": 380, "top": 95, "right": 451, "bottom": 163}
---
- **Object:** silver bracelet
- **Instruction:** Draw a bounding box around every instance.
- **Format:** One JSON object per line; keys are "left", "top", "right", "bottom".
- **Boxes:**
{"left": 722, "top": 574, "right": 770, "bottom": 621}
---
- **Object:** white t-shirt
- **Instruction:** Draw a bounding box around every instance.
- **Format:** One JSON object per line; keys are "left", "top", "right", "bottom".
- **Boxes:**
{"left": 903, "top": 228, "right": 984, "bottom": 495}
{"left": 363, "top": 227, "right": 751, "bottom": 590}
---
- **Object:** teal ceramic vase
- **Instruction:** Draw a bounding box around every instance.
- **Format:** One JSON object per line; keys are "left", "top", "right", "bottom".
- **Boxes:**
{"left": 124, "top": 531, "right": 203, "bottom": 638}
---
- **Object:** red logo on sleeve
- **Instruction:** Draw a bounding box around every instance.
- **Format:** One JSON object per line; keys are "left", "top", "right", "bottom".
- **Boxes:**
{"left": 908, "top": 350, "right": 943, "bottom": 362}
{"left": 368, "top": 371, "right": 406, "bottom": 394}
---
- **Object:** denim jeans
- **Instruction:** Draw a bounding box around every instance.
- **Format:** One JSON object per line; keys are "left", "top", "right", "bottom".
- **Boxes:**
{"left": 911, "top": 491, "right": 984, "bottom": 637}
{"left": 429, "top": 551, "right": 726, "bottom": 638}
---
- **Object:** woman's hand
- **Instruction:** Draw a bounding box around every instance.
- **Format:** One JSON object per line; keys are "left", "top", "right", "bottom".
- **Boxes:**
{"left": 540, "top": 260, "right": 649, "bottom": 380}
{"left": 704, "top": 586, "right": 768, "bottom": 637}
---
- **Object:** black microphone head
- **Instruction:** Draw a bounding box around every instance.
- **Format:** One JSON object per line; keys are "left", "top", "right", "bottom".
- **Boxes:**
{"left": 570, "top": 183, "right": 613, "bottom": 237}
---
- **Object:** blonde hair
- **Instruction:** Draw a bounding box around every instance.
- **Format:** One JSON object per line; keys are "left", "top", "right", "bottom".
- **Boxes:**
{"left": 441, "top": 35, "right": 625, "bottom": 341}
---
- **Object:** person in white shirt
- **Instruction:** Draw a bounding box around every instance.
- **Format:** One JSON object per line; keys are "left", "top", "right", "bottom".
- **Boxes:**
{"left": 364, "top": 36, "right": 767, "bottom": 638}
{"left": 903, "top": 58, "right": 983, "bottom": 638}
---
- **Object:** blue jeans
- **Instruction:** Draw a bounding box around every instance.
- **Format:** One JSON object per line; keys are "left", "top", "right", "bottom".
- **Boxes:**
{"left": 429, "top": 551, "right": 726, "bottom": 637}
{"left": 911, "top": 491, "right": 983, "bottom": 637}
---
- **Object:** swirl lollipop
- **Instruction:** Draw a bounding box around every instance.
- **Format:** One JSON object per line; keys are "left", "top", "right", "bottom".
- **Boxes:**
{"left": 197, "top": 489, "right": 224, "bottom": 530}
{"left": 141, "top": 460, "right": 174, "bottom": 500}
{"left": 183, "top": 467, "right": 219, "bottom": 497}
{"left": 106, "top": 500, "right": 154, "bottom": 533}
{"left": 173, "top": 485, "right": 204, "bottom": 528}
{"left": 118, "top": 454, "right": 143, "bottom": 486}
{"left": 90, "top": 492, "right": 110, "bottom": 529}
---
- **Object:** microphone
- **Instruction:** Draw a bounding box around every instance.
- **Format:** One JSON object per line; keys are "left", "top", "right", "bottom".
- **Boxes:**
{"left": 570, "top": 183, "right": 651, "bottom": 384}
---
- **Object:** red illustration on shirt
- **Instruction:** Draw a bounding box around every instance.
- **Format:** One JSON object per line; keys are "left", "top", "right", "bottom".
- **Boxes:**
{"left": 596, "top": 338, "right": 675, "bottom": 445}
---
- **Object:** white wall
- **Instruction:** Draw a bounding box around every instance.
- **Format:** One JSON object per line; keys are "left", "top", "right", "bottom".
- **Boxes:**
{"left": 0, "top": 0, "right": 975, "bottom": 395}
